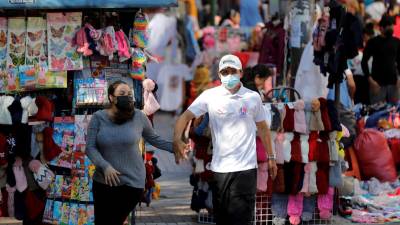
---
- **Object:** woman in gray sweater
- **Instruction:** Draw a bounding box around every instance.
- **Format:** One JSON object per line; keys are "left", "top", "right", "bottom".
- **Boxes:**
{"left": 86, "top": 80, "right": 173, "bottom": 225}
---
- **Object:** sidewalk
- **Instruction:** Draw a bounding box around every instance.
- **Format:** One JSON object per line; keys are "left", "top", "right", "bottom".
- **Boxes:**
{"left": 135, "top": 112, "right": 199, "bottom": 225}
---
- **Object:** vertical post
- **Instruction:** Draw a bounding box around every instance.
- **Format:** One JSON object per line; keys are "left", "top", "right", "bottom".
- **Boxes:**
{"left": 211, "top": 0, "right": 216, "bottom": 26}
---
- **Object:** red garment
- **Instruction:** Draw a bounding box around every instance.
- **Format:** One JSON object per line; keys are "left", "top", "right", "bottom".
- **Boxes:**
{"left": 34, "top": 96, "right": 54, "bottom": 122}
{"left": 0, "top": 188, "right": 8, "bottom": 217}
{"left": 291, "top": 133, "right": 302, "bottom": 163}
{"left": 0, "top": 133, "right": 8, "bottom": 167}
{"left": 273, "top": 164, "right": 285, "bottom": 193}
{"left": 145, "top": 162, "right": 155, "bottom": 189}
{"left": 42, "top": 127, "right": 62, "bottom": 162}
{"left": 317, "top": 132, "right": 330, "bottom": 163}
{"left": 316, "top": 163, "right": 330, "bottom": 195}
{"left": 25, "top": 190, "right": 45, "bottom": 220}
{"left": 308, "top": 132, "right": 319, "bottom": 161}
{"left": 283, "top": 105, "right": 295, "bottom": 132}
{"left": 199, "top": 154, "right": 213, "bottom": 182}
{"left": 394, "top": 16, "right": 400, "bottom": 39}
{"left": 258, "top": 22, "right": 285, "bottom": 73}
{"left": 318, "top": 98, "right": 332, "bottom": 132}
{"left": 234, "top": 52, "right": 250, "bottom": 68}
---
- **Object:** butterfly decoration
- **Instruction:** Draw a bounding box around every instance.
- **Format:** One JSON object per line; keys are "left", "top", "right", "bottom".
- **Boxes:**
{"left": 0, "top": 31, "right": 6, "bottom": 48}
{"left": 51, "top": 55, "right": 65, "bottom": 71}
{"left": 9, "top": 53, "right": 25, "bottom": 66}
{"left": 28, "top": 30, "right": 43, "bottom": 42}
{"left": 23, "top": 67, "right": 36, "bottom": 76}
{"left": 26, "top": 58, "right": 39, "bottom": 65}
{"left": 65, "top": 26, "right": 73, "bottom": 34}
{"left": 64, "top": 36, "right": 73, "bottom": 44}
{"left": 66, "top": 51, "right": 80, "bottom": 61}
{"left": 10, "top": 44, "right": 25, "bottom": 55}
{"left": 27, "top": 43, "right": 42, "bottom": 57}
{"left": 11, "top": 32, "right": 25, "bottom": 45}
{"left": 51, "top": 26, "right": 65, "bottom": 39}
{"left": 50, "top": 39, "right": 67, "bottom": 55}
{"left": 40, "top": 55, "right": 47, "bottom": 62}
{"left": 0, "top": 48, "right": 6, "bottom": 59}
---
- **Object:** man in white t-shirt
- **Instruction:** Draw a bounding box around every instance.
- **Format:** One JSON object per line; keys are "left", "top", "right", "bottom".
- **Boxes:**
{"left": 173, "top": 55, "right": 277, "bottom": 225}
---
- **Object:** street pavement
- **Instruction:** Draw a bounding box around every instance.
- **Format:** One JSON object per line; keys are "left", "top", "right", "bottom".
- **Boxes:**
{"left": 134, "top": 112, "right": 387, "bottom": 225}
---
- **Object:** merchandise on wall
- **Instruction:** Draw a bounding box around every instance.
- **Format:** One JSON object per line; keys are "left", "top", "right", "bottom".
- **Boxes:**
{"left": 0, "top": 7, "right": 164, "bottom": 224}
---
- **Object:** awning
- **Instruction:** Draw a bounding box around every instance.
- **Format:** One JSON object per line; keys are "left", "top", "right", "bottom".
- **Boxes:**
{"left": 0, "top": 0, "right": 177, "bottom": 9}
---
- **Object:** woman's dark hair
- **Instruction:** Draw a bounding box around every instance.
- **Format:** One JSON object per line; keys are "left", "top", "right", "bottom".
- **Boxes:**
{"left": 219, "top": 9, "right": 240, "bottom": 26}
{"left": 107, "top": 80, "right": 128, "bottom": 103}
{"left": 106, "top": 80, "right": 135, "bottom": 124}
{"left": 241, "top": 64, "right": 271, "bottom": 92}
{"left": 252, "top": 64, "right": 271, "bottom": 79}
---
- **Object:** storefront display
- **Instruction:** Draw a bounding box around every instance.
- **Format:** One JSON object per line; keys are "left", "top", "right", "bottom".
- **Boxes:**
{"left": 0, "top": 2, "right": 170, "bottom": 222}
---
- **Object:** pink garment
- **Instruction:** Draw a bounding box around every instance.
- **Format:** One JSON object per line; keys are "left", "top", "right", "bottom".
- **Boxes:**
{"left": 283, "top": 133, "right": 294, "bottom": 162}
{"left": 6, "top": 185, "right": 15, "bottom": 217}
{"left": 294, "top": 100, "right": 307, "bottom": 134}
{"left": 143, "top": 79, "right": 160, "bottom": 116}
{"left": 341, "top": 124, "right": 350, "bottom": 138}
{"left": 257, "top": 162, "right": 269, "bottom": 192}
{"left": 115, "top": 30, "right": 131, "bottom": 60}
{"left": 256, "top": 137, "right": 267, "bottom": 162}
{"left": 318, "top": 187, "right": 334, "bottom": 219}
{"left": 275, "top": 132, "right": 285, "bottom": 164}
{"left": 76, "top": 26, "right": 93, "bottom": 56}
{"left": 309, "top": 162, "right": 318, "bottom": 194}
{"left": 300, "top": 134, "right": 309, "bottom": 163}
{"left": 288, "top": 194, "right": 304, "bottom": 225}
{"left": 97, "top": 27, "right": 116, "bottom": 60}
{"left": 13, "top": 157, "right": 27, "bottom": 192}
{"left": 300, "top": 163, "right": 311, "bottom": 195}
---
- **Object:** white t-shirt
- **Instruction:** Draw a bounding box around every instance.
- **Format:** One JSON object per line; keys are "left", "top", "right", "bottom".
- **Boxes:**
{"left": 147, "top": 13, "right": 177, "bottom": 57}
{"left": 157, "top": 64, "right": 190, "bottom": 111}
{"left": 188, "top": 85, "right": 266, "bottom": 173}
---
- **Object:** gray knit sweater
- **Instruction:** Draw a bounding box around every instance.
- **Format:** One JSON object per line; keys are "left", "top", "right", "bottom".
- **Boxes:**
{"left": 86, "top": 109, "right": 173, "bottom": 189}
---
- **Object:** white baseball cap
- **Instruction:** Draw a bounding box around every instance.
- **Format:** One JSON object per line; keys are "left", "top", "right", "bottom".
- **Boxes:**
{"left": 219, "top": 54, "right": 242, "bottom": 72}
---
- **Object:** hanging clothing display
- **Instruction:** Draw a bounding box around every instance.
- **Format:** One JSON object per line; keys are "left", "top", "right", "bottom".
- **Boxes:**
{"left": 258, "top": 22, "right": 286, "bottom": 74}
{"left": 294, "top": 41, "right": 328, "bottom": 102}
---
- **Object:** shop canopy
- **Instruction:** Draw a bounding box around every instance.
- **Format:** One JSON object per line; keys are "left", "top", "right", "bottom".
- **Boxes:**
{"left": 0, "top": 0, "right": 177, "bottom": 9}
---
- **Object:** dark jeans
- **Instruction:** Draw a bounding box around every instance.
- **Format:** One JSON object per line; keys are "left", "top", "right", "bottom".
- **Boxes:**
{"left": 93, "top": 181, "right": 143, "bottom": 225}
{"left": 212, "top": 168, "right": 257, "bottom": 225}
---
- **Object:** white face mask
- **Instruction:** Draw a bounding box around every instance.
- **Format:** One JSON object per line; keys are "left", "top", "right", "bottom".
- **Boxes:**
{"left": 220, "top": 74, "right": 240, "bottom": 89}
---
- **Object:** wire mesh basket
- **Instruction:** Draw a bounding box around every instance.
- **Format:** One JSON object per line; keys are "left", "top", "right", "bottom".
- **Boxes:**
{"left": 198, "top": 192, "right": 333, "bottom": 225}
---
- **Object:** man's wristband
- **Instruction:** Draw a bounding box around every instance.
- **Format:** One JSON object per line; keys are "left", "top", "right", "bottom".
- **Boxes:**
{"left": 268, "top": 155, "right": 276, "bottom": 160}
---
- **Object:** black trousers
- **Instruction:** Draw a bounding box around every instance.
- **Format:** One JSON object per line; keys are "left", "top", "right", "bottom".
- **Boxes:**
{"left": 93, "top": 181, "right": 143, "bottom": 225}
{"left": 212, "top": 168, "right": 257, "bottom": 225}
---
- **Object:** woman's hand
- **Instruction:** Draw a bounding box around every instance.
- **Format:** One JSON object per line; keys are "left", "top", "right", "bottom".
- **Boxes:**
{"left": 173, "top": 139, "right": 190, "bottom": 164}
{"left": 104, "top": 166, "right": 121, "bottom": 186}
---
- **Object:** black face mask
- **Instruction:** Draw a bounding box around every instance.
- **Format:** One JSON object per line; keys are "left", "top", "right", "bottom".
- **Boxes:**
{"left": 115, "top": 96, "right": 134, "bottom": 111}
{"left": 113, "top": 96, "right": 135, "bottom": 124}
